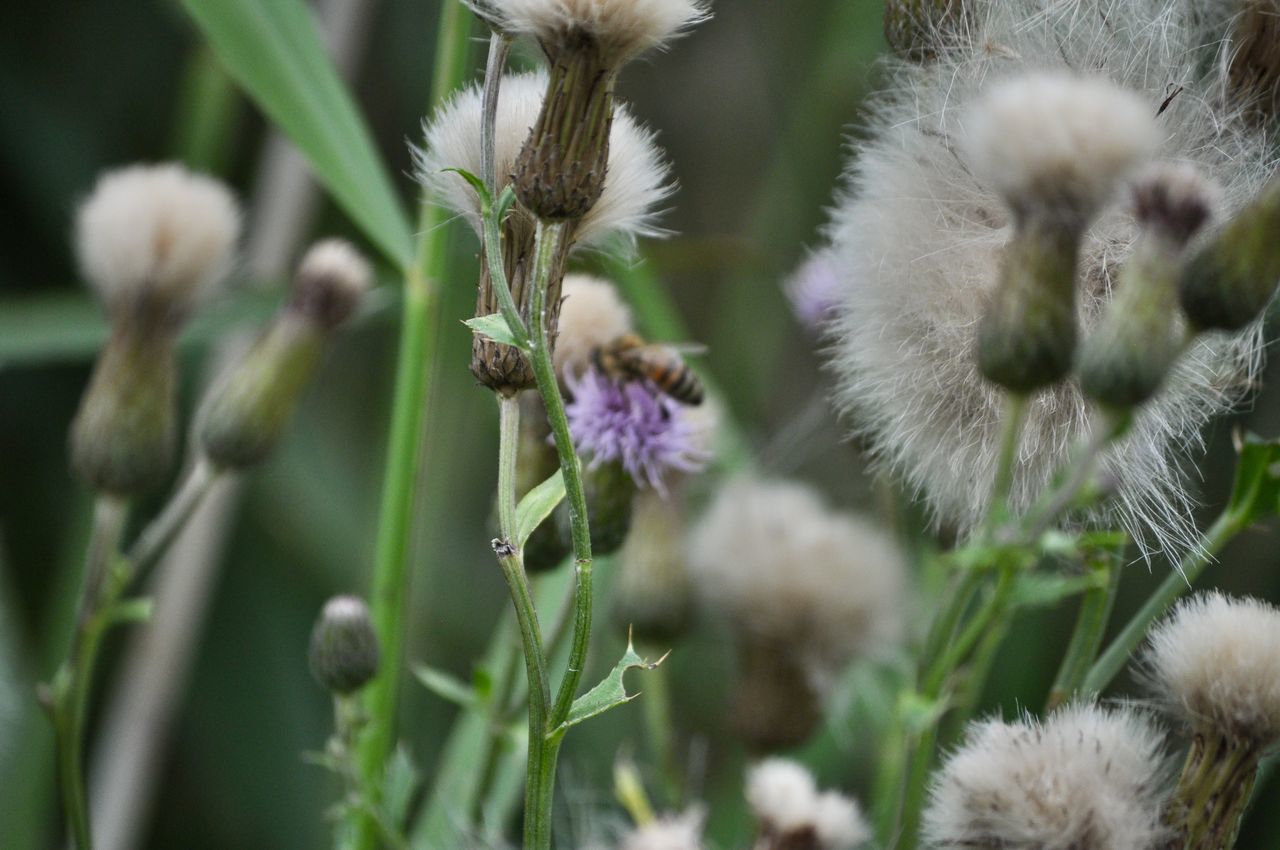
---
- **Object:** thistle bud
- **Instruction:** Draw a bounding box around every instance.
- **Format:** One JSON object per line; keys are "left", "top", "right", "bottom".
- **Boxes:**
{"left": 309, "top": 595, "right": 380, "bottom": 695}
{"left": 613, "top": 488, "right": 695, "bottom": 643}
{"left": 69, "top": 163, "right": 240, "bottom": 494}
{"left": 558, "top": 459, "right": 636, "bottom": 556}
{"left": 731, "top": 637, "right": 824, "bottom": 753}
{"left": 965, "top": 73, "right": 1159, "bottom": 393}
{"left": 199, "top": 239, "right": 371, "bottom": 469}
{"left": 517, "top": 392, "right": 572, "bottom": 573}
{"left": 1179, "top": 177, "right": 1280, "bottom": 332}
{"left": 1079, "top": 164, "right": 1217, "bottom": 410}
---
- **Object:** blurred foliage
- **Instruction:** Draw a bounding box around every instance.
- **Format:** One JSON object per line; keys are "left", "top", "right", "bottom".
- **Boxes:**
{"left": 2, "top": 0, "right": 1279, "bottom": 848}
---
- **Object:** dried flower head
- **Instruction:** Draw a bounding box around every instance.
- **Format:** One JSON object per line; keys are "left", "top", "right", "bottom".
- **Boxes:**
{"left": 75, "top": 163, "right": 240, "bottom": 317}
{"left": 555, "top": 274, "right": 635, "bottom": 380}
{"left": 490, "top": 0, "right": 708, "bottom": 66}
{"left": 565, "top": 369, "right": 711, "bottom": 493}
{"left": 288, "top": 237, "right": 374, "bottom": 330}
{"left": 1145, "top": 592, "right": 1280, "bottom": 747}
{"left": 826, "top": 0, "right": 1275, "bottom": 555}
{"left": 414, "top": 71, "right": 672, "bottom": 251}
{"left": 924, "top": 704, "right": 1169, "bottom": 850}
{"left": 619, "top": 809, "right": 706, "bottom": 850}
{"left": 784, "top": 249, "right": 843, "bottom": 335}
{"left": 746, "top": 759, "right": 870, "bottom": 850}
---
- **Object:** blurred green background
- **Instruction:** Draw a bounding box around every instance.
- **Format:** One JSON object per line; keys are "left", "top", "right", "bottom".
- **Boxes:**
{"left": 1, "top": 0, "right": 1277, "bottom": 847}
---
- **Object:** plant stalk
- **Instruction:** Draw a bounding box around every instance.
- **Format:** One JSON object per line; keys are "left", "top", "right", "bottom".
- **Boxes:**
{"left": 1046, "top": 542, "right": 1123, "bottom": 710}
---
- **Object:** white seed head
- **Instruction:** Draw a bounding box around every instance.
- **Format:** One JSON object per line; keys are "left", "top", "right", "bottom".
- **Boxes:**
{"left": 75, "top": 163, "right": 241, "bottom": 312}
{"left": 924, "top": 704, "right": 1169, "bottom": 850}
{"left": 488, "top": 0, "right": 708, "bottom": 65}
{"left": 414, "top": 71, "right": 672, "bottom": 251}
{"left": 746, "top": 758, "right": 870, "bottom": 849}
{"left": 1145, "top": 592, "right": 1280, "bottom": 746}
{"left": 298, "top": 238, "right": 373, "bottom": 301}
{"left": 688, "top": 477, "right": 908, "bottom": 688}
{"left": 1130, "top": 162, "right": 1220, "bottom": 246}
{"left": 555, "top": 274, "right": 634, "bottom": 379}
{"left": 965, "top": 72, "right": 1159, "bottom": 222}
{"left": 826, "top": 0, "right": 1275, "bottom": 557}
{"left": 619, "top": 808, "right": 706, "bottom": 850}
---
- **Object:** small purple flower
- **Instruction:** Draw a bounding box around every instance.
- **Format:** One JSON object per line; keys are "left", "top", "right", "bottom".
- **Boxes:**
{"left": 784, "top": 250, "right": 843, "bottom": 334}
{"left": 566, "top": 369, "right": 711, "bottom": 494}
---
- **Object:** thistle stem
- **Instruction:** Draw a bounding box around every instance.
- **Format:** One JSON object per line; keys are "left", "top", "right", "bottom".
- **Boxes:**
{"left": 124, "top": 457, "right": 219, "bottom": 571}
{"left": 351, "top": 5, "right": 473, "bottom": 848}
{"left": 990, "top": 393, "right": 1028, "bottom": 515}
{"left": 50, "top": 496, "right": 130, "bottom": 850}
{"left": 1019, "top": 411, "right": 1130, "bottom": 539}
{"left": 1083, "top": 508, "right": 1245, "bottom": 695}
{"left": 1046, "top": 541, "right": 1123, "bottom": 710}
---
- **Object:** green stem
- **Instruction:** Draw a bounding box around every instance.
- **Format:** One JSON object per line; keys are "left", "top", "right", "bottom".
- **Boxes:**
{"left": 352, "top": 6, "right": 473, "bottom": 849}
{"left": 1046, "top": 543, "right": 1123, "bottom": 710}
{"left": 1019, "top": 411, "right": 1129, "bottom": 539}
{"left": 123, "top": 457, "right": 219, "bottom": 572}
{"left": 990, "top": 394, "right": 1028, "bottom": 515}
{"left": 1083, "top": 508, "right": 1244, "bottom": 695}
{"left": 51, "top": 496, "right": 130, "bottom": 850}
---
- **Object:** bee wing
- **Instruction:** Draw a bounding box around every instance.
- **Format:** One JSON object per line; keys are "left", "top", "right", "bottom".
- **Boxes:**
{"left": 662, "top": 341, "right": 708, "bottom": 358}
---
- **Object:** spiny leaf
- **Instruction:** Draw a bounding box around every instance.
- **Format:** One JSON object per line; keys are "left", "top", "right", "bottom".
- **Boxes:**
{"left": 179, "top": 0, "right": 414, "bottom": 269}
{"left": 515, "top": 471, "right": 566, "bottom": 548}
{"left": 552, "top": 636, "right": 668, "bottom": 738}
{"left": 463, "top": 313, "right": 522, "bottom": 348}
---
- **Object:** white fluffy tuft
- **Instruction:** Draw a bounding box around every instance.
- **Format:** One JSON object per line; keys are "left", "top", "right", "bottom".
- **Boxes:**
{"left": 825, "top": 0, "right": 1276, "bottom": 557}
{"left": 490, "top": 0, "right": 708, "bottom": 64}
{"left": 688, "top": 477, "right": 908, "bottom": 687}
{"left": 414, "top": 72, "right": 672, "bottom": 251}
{"left": 554, "top": 274, "right": 635, "bottom": 378}
{"left": 965, "top": 72, "right": 1159, "bottom": 219}
{"left": 1145, "top": 592, "right": 1280, "bottom": 745}
{"left": 619, "top": 809, "right": 705, "bottom": 850}
{"left": 75, "top": 163, "right": 241, "bottom": 310}
{"left": 298, "top": 238, "right": 373, "bottom": 301}
{"left": 746, "top": 759, "right": 870, "bottom": 849}
{"left": 924, "top": 704, "right": 1170, "bottom": 850}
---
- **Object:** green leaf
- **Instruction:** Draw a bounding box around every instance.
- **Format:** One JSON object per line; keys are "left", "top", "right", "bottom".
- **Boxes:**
{"left": 463, "top": 313, "right": 522, "bottom": 348}
{"left": 515, "top": 471, "right": 566, "bottom": 548}
{"left": 1011, "top": 572, "right": 1107, "bottom": 609}
{"left": 412, "top": 664, "right": 478, "bottom": 709}
{"left": 382, "top": 746, "right": 420, "bottom": 830}
{"left": 1226, "top": 431, "right": 1280, "bottom": 526}
{"left": 552, "top": 636, "right": 667, "bottom": 737}
{"left": 104, "top": 597, "right": 155, "bottom": 626}
{"left": 495, "top": 184, "right": 518, "bottom": 223}
{"left": 179, "top": 0, "right": 414, "bottom": 270}
{"left": 442, "top": 167, "right": 489, "bottom": 207}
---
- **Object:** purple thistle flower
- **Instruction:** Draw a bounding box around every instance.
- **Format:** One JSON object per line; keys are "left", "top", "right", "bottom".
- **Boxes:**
{"left": 565, "top": 368, "right": 711, "bottom": 495}
{"left": 784, "top": 249, "right": 843, "bottom": 334}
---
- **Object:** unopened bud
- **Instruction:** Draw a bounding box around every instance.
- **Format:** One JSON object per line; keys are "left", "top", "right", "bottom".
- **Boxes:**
{"left": 1079, "top": 165, "right": 1216, "bottom": 409}
{"left": 516, "top": 393, "right": 572, "bottom": 574}
{"left": 613, "top": 489, "right": 694, "bottom": 643}
{"left": 1179, "top": 178, "right": 1280, "bottom": 331}
{"left": 198, "top": 240, "right": 370, "bottom": 468}
{"left": 514, "top": 42, "right": 615, "bottom": 222}
{"left": 557, "top": 459, "right": 636, "bottom": 557}
{"left": 309, "top": 595, "right": 380, "bottom": 695}
{"left": 70, "top": 317, "right": 177, "bottom": 495}
{"left": 732, "top": 637, "right": 823, "bottom": 753}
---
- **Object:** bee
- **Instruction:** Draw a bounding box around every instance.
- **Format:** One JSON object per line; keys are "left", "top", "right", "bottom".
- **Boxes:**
{"left": 591, "top": 333, "right": 706, "bottom": 406}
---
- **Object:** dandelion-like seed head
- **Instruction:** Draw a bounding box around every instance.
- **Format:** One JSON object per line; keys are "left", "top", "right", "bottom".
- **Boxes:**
{"left": 75, "top": 163, "right": 241, "bottom": 316}
{"left": 965, "top": 72, "right": 1159, "bottom": 224}
{"left": 1146, "top": 592, "right": 1280, "bottom": 747}
{"left": 565, "top": 369, "right": 711, "bottom": 493}
{"left": 826, "top": 0, "right": 1275, "bottom": 555}
{"left": 620, "top": 808, "right": 706, "bottom": 850}
{"left": 688, "top": 477, "right": 908, "bottom": 683}
{"left": 555, "top": 274, "right": 635, "bottom": 379}
{"left": 414, "top": 71, "right": 672, "bottom": 251}
{"left": 289, "top": 238, "right": 374, "bottom": 329}
{"left": 1131, "top": 162, "right": 1220, "bottom": 247}
{"left": 784, "top": 249, "right": 843, "bottom": 335}
{"left": 746, "top": 758, "right": 870, "bottom": 849}
{"left": 924, "top": 704, "right": 1169, "bottom": 850}
{"left": 489, "top": 0, "right": 709, "bottom": 67}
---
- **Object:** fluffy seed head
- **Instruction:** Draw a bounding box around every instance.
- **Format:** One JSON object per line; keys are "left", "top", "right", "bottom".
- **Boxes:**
{"left": 924, "top": 704, "right": 1169, "bottom": 850}
{"left": 488, "top": 0, "right": 709, "bottom": 66}
{"left": 75, "top": 163, "right": 240, "bottom": 314}
{"left": 289, "top": 238, "right": 373, "bottom": 329}
{"left": 620, "top": 809, "right": 706, "bottom": 850}
{"left": 826, "top": 0, "right": 1276, "bottom": 556}
{"left": 414, "top": 71, "right": 672, "bottom": 251}
{"left": 1131, "top": 163, "right": 1219, "bottom": 247}
{"left": 784, "top": 249, "right": 843, "bottom": 335}
{"left": 565, "top": 369, "right": 711, "bottom": 493}
{"left": 746, "top": 759, "right": 871, "bottom": 849}
{"left": 555, "top": 274, "right": 635, "bottom": 379}
{"left": 1145, "top": 592, "right": 1280, "bottom": 746}
{"left": 688, "top": 477, "right": 907, "bottom": 688}
{"left": 965, "top": 72, "right": 1159, "bottom": 223}
{"left": 309, "top": 595, "right": 380, "bottom": 695}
